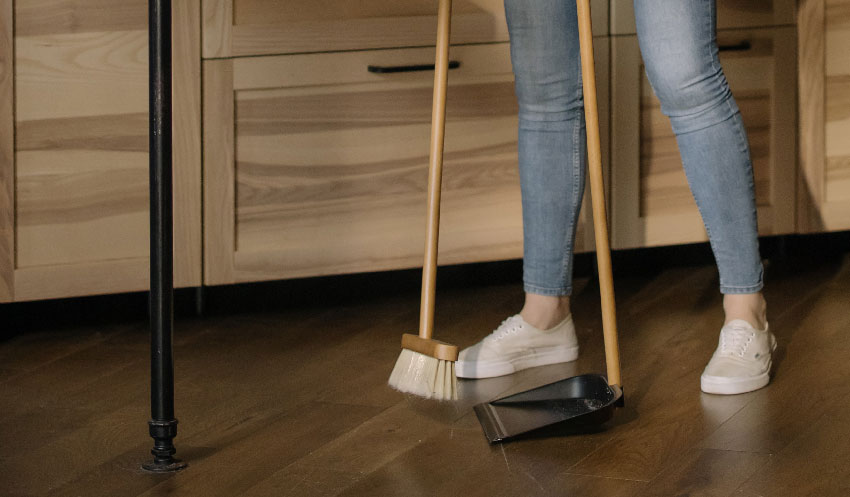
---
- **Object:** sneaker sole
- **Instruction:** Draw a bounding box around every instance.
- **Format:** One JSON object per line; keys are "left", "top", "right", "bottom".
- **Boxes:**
{"left": 700, "top": 367, "right": 771, "bottom": 395}
{"left": 456, "top": 345, "right": 579, "bottom": 379}
{"left": 701, "top": 337, "right": 777, "bottom": 395}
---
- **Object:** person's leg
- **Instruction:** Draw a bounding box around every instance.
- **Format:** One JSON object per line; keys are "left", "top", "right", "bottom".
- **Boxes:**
{"left": 455, "top": 0, "right": 584, "bottom": 379}
{"left": 505, "top": 0, "right": 586, "bottom": 329}
{"left": 633, "top": 0, "right": 765, "bottom": 324}
{"left": 634, "top": 0, "right": 774, "bottom": 394}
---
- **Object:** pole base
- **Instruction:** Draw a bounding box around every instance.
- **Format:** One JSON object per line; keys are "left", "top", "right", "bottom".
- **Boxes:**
{"left": 142, "top": 458, "right": 187, "bottom": 473}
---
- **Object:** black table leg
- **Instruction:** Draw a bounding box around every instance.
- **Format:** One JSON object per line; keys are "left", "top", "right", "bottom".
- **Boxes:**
{"left": 143, "top": 0, "right": 186, "bottom": 473}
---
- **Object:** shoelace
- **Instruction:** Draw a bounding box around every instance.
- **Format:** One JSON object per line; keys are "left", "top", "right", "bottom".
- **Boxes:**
{"left": 719, "top": 324, "right": 755, "bottom": 358}
{"left": 485, "top": 317, "right": 524, "bottom": 342}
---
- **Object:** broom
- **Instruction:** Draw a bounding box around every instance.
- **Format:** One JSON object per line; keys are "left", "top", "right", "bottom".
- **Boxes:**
{"left": 388, "top": 0, "right": 458, "bottom": 401}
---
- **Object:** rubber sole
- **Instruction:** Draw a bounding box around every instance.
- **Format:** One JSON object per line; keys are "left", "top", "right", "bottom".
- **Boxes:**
{"left": 456, "top": 345, "right": 579, "bottom": 379}
{"left": 700, "top": 366, "right": 771, "bottom": 395}
{"left": 701, "top": 336, "right": 777, "bottom": 395}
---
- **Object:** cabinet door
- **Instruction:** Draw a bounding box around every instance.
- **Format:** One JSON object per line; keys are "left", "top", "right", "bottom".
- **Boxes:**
{"left": 201, "top": 0, "right": 608, "bottom": 58}
{"left": 610, "top": 27, "right": 797, "bottom": 249}
{"left": 202, "top": 0, "right": 508, "bottom": 58}
{"left": 798, "top": 0, "right": 850, "bottom": 232}
{"left": 0, "top": 0, "right": 202, "bottom": 302}
{"left": 202, "top": 42, "right": 608, "bottom": 285}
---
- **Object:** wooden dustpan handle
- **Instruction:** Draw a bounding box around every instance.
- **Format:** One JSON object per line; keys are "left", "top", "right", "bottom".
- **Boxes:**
{"left": 577, "top": 0, "right": 622, "bottom": 387}
{"left": 419, "top": 0, "right": 452, "bottom": 340}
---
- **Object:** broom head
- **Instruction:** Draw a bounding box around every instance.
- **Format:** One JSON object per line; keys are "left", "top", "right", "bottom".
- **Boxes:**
{"left": 388, "top": 334, "right": 458, "bottom": 401}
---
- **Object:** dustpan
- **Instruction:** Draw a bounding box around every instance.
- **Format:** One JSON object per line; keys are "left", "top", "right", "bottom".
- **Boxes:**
{"left": 474, "top": 374, "right": 623, "bottom": 443}
{"left": 473, "top": 0, "right": 623, "bottom": 443}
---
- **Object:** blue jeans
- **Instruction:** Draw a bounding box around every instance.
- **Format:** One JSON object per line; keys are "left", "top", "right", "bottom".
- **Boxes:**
{"left": 505, "top": 0, "right": 764, "bottom": 296}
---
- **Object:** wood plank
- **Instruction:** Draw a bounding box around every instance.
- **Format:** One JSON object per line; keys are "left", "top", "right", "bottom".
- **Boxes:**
{"left": 0, "top": 0, "right": 13, "bottom": 301}
{"left": 638, "top": 448, "right": 772, "bottom": 497}
{"left": 203, "top": 59, "right": 237, "bottom": 285}
{"left": 138, "top": 402, "right": 385, "bottom": 497}
{"left": 798, "top": 0, "right": 827, "bottom": 232}
{"left": 12, "top": 258, "right": 202, "bottom": 302}
{"left": 202, "top": 0, "right": 232, "bottom": 58}
{"left": 3, "top": 248, "right": 849, "bottom": 495}
{"left": 15, "top": 0, "right": 147, "bottom": 37}
{"left": 15, "top": 30, "right": 148, "bottom": 121}
{"left": 734, "top": 390, "right": 850, "bottom": 496}
{"left": 173, "top": 0, "right": 203, "bottom": 288}
{"left": 337, "top": 427, "right": 619, "bottom": 497}
{"left": 228, "top": 13, "right": 510, "bottom": 57}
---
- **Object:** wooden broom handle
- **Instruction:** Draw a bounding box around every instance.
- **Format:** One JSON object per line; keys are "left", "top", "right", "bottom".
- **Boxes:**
{"left": 419, "top": 0, "right": 452, "bottom": 340}
{"left": 577, "top": 0, "right": 622, "bottom": 387}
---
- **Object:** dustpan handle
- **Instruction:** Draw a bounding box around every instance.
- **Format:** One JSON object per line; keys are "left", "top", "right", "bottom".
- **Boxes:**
{"left": 577, "top": 0, "right": 622, "bottom": 387}
{"left": 419, "top": 0, "right": 452, "bottom": 340}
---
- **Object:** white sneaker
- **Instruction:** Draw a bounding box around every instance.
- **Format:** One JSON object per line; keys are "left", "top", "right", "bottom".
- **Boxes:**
{"left": 456, "top": 314, "right": 579, "bottom": 379}
{"left": 700, "top": 319, "right": 777, "bottom": 395}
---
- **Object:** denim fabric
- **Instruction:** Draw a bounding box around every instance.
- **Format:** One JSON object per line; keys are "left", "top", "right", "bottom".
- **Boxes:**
{"left": 503, "top": 0, "right": 764, "bottom": 295}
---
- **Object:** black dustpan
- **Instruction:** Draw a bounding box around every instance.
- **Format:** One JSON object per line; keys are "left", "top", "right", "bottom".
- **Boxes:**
{"left": 473, "top": 0, "right": 624, "bottom": 444}
{"left": 474, "top": 374, "right": 623, "bottom": 443}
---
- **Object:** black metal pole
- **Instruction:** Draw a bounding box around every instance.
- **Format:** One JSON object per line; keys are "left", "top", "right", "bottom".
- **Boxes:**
{"left": 143, "top": 0, "right": 186, "bottom": 473}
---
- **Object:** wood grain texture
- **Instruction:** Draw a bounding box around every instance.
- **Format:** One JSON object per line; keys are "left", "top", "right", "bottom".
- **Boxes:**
{"left": 173, "top": 0, "right": 204, "bottom": 288}
{"left": 202, "top": 58, "right": 236, "bottom": 285}
{"left": 798, "top": 0, "right": 850, "bottom": 232}
{"left": 10, "top": 0, "right": 202, "bottom": 300}
{"left": 15, "top": 0, "right": 147, "bottom": 37}
{"left": 202, "top": 0, "right": 232, "bottom": 58}
{"left": 201, "top": 41, "right": 607, "bottom": 284}
{"left": 0, "top": 0, "right": 14, "bottom": 302}
{"left": 797, "top": 0, "right": 827, "bottom": 232}
{"left": 3, "top": 246, "right": 849, "bottom": 495}
{"left": 637, "top": 448, "right": 772, "bottom": 497}
{"left": 734, "top": 391, "right": 850, "bottom": 496}
{"left": 612, "top": 27, "right": 797, "bottom": 250}
{"left": 204, "top": 0, "right": 508, "bottom": 58}
{"left": 204, "top": 44, "right": 542, "bottom": 285}
{"left": 202, "top": 0, "right": 608, "bottom": 59}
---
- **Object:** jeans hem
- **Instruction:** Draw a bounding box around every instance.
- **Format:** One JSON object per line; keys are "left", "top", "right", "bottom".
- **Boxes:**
{"left": 523, "top": 283, "right": 572, "bottom": 297}
{"left": 719, "top": 282, "right": 764, "bottom": 295}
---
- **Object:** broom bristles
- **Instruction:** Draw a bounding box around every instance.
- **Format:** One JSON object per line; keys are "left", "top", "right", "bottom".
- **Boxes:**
{"left": 388, "top": 348, "right": 457, "bottom": 401}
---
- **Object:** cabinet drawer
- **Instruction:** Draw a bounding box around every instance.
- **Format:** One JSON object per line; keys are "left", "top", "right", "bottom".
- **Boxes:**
{"left": 202, "top": 0, "right": 608, "bottom": 58}
{"left": 203, "top": 43, "right": 608, "bottom": 284}
{"left": 610, "top": 0, "right": 796, "bottom": 36}
{"left": 611, "top": 27, "right": 797, "bottom": 249}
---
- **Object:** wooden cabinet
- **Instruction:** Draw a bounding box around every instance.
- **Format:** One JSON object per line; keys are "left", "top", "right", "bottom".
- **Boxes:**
{"left": 201, "top": 0, "right": 610, "bottom": 285}
{"left": 6, "top": 1, "right": 841, "bottom": 302}
{"left": 203, "top": 42, "right": 608, "bottom": 284}
{"left": 798, "top": 0, "right": 850, "bottom": 232}
{"left": 0, "top": 0, "right": 202, "bottom": 302}
{"left": 610, "top": 26, "right": 797, "bottom": 249}
{"left": 201, "top": 0, "right": 609, "bottom": 58}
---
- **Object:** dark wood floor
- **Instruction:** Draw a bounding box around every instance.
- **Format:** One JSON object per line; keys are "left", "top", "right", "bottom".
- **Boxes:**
{"left": 2, "top": 240, "right": 850, "bottom": 496}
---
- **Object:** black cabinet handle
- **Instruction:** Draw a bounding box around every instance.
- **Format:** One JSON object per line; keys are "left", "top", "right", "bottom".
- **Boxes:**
{"left": 367, "top": 60, "right": 461, "bottom": 73}
{"left": 718, "top": 41, "right": 752, "bottom": 52}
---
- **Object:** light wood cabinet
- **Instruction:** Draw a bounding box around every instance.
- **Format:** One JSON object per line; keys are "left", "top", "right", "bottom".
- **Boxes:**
{"left": 201, "top": 0, "right": 609, "bottom": 58}
{"left": 3, "top": 1, "right": 840, "bottom": 303}
{"left": 202, "top": 42, "right": 608, "bottom": 285}
{"left": 610, "top": 27, "right": 798, "bottom": 249}
{"left": 0, "top": 0, "right": 202, "bottom": 302}
{"left": 798, "top": 0, "right": 850, "bottom": 232}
